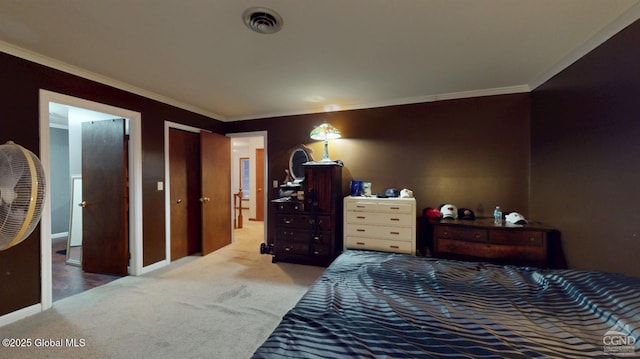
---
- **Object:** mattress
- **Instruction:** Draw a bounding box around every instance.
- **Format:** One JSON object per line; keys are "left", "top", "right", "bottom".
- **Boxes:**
{"left": 252, "top": 250, "right": 640, "bottom": 358}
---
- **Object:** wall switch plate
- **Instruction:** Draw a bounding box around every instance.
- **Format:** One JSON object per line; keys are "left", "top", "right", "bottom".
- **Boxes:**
{"left": 157, "top": 181, "right": 163, "bottom": 191}
{"left": 273, "top": 180, "right": 278, "bottom": 188}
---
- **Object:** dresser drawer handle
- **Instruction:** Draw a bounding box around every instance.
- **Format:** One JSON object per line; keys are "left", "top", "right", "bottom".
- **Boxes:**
{"left": 390, "top": 206, "right": 400, "bottom": 210}
{"left": 446, "top": 243, "right": 458, "bottom": 250}
{"left": 356, "top": 205, "right": 366, "bottom": 208}
{"left": 390, "top": 231, "right": 400, "bottom": 235}
{"left": 474, "top": 234, "right": 481, "bottom": 239}
{"left": 356, "top": 242, "right": 365, "bottom": 245}
{"left": 356, "top": 229, "right": 366, "bottom": 232}
{"left": 357, "top": 216, "right": 366, "bottom": 219}
{"left": 284, "top": 219, "right": 292, "bottom": 224}
{"left": 390, "top": 218, "right": 400, "bottom": 221}
{"left": 389, "top": 245, "right": 400, "bottom": 249}
{"left": 443, "top": 231, "right": 448, "bottom": 236}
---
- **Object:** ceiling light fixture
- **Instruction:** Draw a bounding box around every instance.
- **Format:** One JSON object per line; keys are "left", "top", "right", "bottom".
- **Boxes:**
{"left": 242, "top": 7, "right": 283, "bottom": 34}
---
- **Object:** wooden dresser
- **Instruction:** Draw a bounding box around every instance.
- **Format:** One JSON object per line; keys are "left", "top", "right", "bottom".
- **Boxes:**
{"left": 272, "top": 163, "right": 342, "bottom": 266}
{"left": 432, "top": 219, "right": 565, "bottom": 268}
{"left": 344, "top": 196, "right": 416, "bottom": 255}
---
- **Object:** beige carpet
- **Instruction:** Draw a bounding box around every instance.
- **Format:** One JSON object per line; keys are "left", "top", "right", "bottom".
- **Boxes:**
{"left": 1, "top": 221, "right": 325, "bottom": 359}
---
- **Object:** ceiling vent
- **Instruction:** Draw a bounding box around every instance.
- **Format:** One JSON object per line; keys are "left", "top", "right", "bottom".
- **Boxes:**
{"left": 243, "top": 7, "right": 283, "bottom": 34}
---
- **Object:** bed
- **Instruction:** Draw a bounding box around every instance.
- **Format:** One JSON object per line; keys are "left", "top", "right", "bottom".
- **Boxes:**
{"left": 252, "top": 250, "right": 640, "bottom": 358}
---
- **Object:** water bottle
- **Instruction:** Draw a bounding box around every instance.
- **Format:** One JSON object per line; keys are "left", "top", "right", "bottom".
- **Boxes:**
{"left": 493, "top": 206, "right": 502, "bottom": 225}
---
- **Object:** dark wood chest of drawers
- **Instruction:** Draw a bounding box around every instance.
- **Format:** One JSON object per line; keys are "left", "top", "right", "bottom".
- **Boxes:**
{"left": 271, "top": 163, "right": 342, "bottom": 266}
{"left": 432, "top": 219, "right": 565, "bottom": 268}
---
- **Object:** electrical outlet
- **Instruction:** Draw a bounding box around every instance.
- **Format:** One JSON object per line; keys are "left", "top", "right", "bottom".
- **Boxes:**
{"left": 273, "top": 180, "right": 278, "bottom": 188}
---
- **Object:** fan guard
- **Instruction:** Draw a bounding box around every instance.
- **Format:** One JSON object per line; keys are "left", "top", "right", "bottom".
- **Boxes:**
{"left": 0, "top": 141, "right": 46, "bottom": 251}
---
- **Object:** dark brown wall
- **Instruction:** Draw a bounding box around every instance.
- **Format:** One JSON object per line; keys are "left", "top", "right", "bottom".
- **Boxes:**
{"left": 531, "top": 20, "right": 640, "bottom": 277}
{"left": 0, "top": 52, "right": 224, "bottom": 316}
{"left": 227, "top": 93, "right": 532, "bottom": 250}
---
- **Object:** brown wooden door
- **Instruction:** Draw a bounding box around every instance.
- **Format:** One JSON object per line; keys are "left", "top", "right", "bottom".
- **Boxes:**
{"left": 200, "top": 131, "right": 231, "bottom": 255}
{"left": 255, "top": 148, "right": 264, "bottom": 221}
{"left": 81, "top": 118, "right": 128, "bottom": 275}
{"left": 169, "top": 129, "right": 202, "bottom": 260}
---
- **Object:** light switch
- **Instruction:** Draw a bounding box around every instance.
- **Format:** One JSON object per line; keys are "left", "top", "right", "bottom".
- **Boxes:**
{"left": 273, "top": 180, "right": 278, "bottom": 188}
{"left": 157, "top": 181, "right": 164, "bottom": 191}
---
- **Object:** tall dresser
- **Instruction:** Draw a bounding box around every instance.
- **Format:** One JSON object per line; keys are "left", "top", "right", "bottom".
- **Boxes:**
{"left": 272, "top": 163, "right": 343, "bottom": 266}
{"left": 344, "top": 196, "right": 416, "bottom": 255}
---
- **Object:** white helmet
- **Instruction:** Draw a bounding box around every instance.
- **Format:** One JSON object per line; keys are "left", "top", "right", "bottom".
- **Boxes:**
{"left": 440, "top": 204, "right": 458, "bottom": 219}
{"left": 505, "top": 212, "right": 527, "bottom": 224}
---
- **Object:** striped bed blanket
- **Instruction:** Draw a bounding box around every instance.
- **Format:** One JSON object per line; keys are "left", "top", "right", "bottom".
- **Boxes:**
{"left": 252, "top": 250, "right": 640, "bottom": 358}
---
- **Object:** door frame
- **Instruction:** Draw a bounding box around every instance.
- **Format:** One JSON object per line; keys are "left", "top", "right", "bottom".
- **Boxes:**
{"left": 164, "top": 121, "right": 208, "bottom": 263}
{"left": 227, "top": 131, "right": 268, "bottom": 245}
{"left": 38, "top": 89, "right": 143, "bottom": 311}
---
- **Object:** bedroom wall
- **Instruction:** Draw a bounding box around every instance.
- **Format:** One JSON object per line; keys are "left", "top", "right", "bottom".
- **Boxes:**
{"left": 0, "top": 52, "right": 225, "bottom": 316}
{"left": 531, "top": 19, "right": 640, "bottom": 277}
{"left": 226, "top": 93, "right": 532, "bottom": 253}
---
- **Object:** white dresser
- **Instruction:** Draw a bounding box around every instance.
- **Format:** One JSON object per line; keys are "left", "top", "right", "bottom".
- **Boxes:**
{"left": 343, "top": 196, "right": 416, "bottom": 255}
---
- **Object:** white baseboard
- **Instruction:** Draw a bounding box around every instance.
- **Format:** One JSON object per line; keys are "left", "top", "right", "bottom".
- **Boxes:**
{"left": 0, "top": 303, "right": 42, "bottom": 328}
{"left": 138, "top": 259, "right": 169, "bottom": 275}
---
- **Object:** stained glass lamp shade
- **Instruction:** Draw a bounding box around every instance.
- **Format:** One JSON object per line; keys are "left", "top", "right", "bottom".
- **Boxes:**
{"left": 310, "top": 123, "right": 341, "bottom": 162}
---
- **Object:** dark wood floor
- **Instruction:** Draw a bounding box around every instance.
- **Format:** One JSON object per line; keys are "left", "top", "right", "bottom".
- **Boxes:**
{"left": 52, "top": 237, "right": 121, "bottom": 302}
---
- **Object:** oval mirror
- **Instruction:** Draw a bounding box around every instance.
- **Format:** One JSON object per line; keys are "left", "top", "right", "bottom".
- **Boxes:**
{"left": 289, "top": 146, "right": 312, "bottom": 183}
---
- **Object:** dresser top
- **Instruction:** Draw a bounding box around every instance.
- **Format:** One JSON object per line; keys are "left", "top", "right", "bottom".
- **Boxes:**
{"left": 434, "top": 218, "right": 557, "bottom": 231}
{"left": 345, "top": 195, "right": 415, "bottom": 202}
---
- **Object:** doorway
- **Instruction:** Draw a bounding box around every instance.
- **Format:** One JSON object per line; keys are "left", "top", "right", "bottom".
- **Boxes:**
{"left": 228, "top": 132, "right": 267, "bottom": 248}
{"left": 39, "top": 90, "right": 143, "bottom": 310}
{"left": 164, "top": 122, "right": 236, "bottom": 262}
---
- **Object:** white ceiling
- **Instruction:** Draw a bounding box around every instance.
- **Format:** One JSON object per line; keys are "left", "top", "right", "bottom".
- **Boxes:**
{"left": 1, "top": 1, "right": 639, "bottom": 122}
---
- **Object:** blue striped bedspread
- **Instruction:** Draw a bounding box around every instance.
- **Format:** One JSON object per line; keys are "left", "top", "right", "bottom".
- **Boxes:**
{"left": 252, "top": 250, "right": 640, "bottom": 358}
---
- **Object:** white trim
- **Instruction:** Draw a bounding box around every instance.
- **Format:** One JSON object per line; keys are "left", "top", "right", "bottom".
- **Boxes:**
{"left": 51, "top": 232, "right": 68, "bottom": 239}
{"left": 529, "top": 3, "right": 640, "bottom": 90}
{"left": 1, "top": 40, "right": 225, "bottom": 122}
{"left": 163, "top": 121, "right": 207, "bottom": 265}
{"left": 227, "top": 131, "right": 268, "bottom": 244}
{"left": 230, "top": 86, "right": 531, "bottom": 121}
{"left": 137, "top": 259, "right": 168, "bottom": 275}
{"left": 38, "top": 90, "right": 144, "bottom": 314}
{"left": 0, "top": 304, "right": 41, "bottom": 328}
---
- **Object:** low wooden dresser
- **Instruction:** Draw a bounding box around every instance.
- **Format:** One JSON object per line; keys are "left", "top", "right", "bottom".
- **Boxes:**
{"left": 432, "top": 219, "right": 565, "bottom": 268}
{"left": 344, "top": 196, "right": 416, "bottom": 255}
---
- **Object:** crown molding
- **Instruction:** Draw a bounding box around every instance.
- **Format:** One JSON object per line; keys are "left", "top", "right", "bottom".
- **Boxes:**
{"left": 529, "top": 2, "right": 640, "bottom": 90}
{"left": 0, "top": 40, "right": 226, "bottom": 121}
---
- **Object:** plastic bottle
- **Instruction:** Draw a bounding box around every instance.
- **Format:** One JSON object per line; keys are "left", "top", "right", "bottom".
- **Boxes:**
{"left": 493, "top": 206, "right": 502, "bottom": 225}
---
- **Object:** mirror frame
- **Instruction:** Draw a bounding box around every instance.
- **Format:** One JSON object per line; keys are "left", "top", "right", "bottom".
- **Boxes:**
{"left": 66, "top": 175, "right": 83, "bottom": 266}
{"left": 289, "top": 144, "right": 314, "bottom": 183}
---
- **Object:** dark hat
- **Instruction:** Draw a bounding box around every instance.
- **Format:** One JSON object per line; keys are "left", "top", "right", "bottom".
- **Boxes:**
{"left": 457, "top": 208, "right": 475, "bottom": 220}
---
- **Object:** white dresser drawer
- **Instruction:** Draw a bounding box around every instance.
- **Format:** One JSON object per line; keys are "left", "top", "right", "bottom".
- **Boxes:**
{"left": 346, "top": 200, "right": 413, "bottom": 214}
{"left": 345, "top": 236, "right": 413, "bottom": 254}
{"left": 344, "top": 196, "right": 416, "bottom": 255}
{"left": 346, "top": 225, "right": 413, "bottom": 241}
{"left": 346, "top": 201, "right": 379, "bottom": 212}
{"left": 346, "top": 212, "right": 413, "bottom": 226}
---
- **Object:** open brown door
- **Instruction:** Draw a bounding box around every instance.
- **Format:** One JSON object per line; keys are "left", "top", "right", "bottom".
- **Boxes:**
{"left": 81, "top": 118, "right": 128, "bottom": 275}
{"left": 200, "top": 131, "right": 231, "bottom": 255}
{"left": 254, "top": 148, "right": 265, "bottom": 221}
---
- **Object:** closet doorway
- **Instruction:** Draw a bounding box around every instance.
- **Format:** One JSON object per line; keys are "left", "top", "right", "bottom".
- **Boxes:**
{"left": 165, "top": 123, "right": 233, "bottom": 262}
